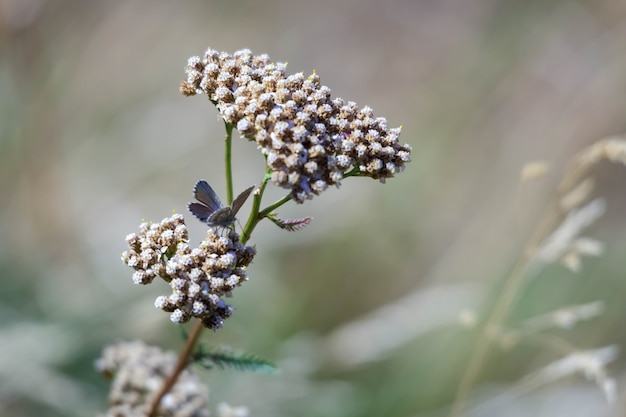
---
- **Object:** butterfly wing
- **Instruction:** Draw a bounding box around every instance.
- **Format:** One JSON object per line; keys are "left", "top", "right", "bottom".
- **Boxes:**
{"left": 206, "top": 186, "right": 254, "bottom": 227}
{"left": 189, "top": 182, "right": 254, "bottom": 228}
{"left": 188, "top": 180, "right": 223, "bottom": 224}
{"left": 187, "top": 202, "right": 215, "bottom": 223}
{"left": 193, "top": 180, "right": 223, "bottom": 212}
{"left": 230, "top": 185, "right": 255, "bottom": 216}
{"left": 207, "top": 207, "right": 235, "bottom": 227}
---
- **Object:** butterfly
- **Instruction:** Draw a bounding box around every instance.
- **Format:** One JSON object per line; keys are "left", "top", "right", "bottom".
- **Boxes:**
{"left": 187, "top": 180, "right": 255, "bottom": 228}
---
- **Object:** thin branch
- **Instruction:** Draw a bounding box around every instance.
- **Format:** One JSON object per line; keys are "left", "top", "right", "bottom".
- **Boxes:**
{"left": 224, "top": 121, "right": 234, "bottom": 205}
{"left": 147, "top": 319, "right": 204, "bottom": 417}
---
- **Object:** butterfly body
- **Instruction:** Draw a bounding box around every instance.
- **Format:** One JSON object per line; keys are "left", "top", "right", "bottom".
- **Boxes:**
{"left": 187, "top": 180, "right": 254, "bottom": 228}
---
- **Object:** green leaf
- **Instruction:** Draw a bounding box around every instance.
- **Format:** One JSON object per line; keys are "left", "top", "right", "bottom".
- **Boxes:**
{"left": 193, "top": 345, "right": 278, "bottom": 374}
{"left": 267, "top": 214, "right": 313, "bottom": 231}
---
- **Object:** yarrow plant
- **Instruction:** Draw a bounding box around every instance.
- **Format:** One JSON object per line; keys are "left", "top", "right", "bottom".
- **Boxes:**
{"left": 180, "top": 48, "right": 411, "bottom": 202}
{"left": 104, "top": 47, "right": 411, "bottom": 416}
{"left": 122, "top": 215, "right": 255, "bottom": 330}
{"left": 96, "top": 341, "right": 211, "bottom": 417}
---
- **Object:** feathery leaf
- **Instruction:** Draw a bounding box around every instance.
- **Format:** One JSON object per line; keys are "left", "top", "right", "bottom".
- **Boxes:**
{"left": 268, "top": 215, "right": 313, "bottom": 231}
{"left": 193, "top": 345, "right": 278, "bottom": 374}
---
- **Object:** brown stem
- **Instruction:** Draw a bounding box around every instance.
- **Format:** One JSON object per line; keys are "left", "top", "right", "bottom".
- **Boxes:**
{"left": 146, "top": 319, "right": 205, "bottom": 417}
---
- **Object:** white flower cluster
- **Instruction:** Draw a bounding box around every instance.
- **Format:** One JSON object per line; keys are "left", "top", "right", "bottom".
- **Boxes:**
{"left": 121, "top": 214, "right": 256, "bottom": 330}
{"left": 96, "top": 340, "right": 210, "bottom": 417}
{"left": 181, "top": 48, "right": 412, "bottom": 202}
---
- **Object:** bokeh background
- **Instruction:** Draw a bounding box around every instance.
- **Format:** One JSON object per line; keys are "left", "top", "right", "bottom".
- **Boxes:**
{"left": 3, "top": 0, "right": 626, "bottom": 416}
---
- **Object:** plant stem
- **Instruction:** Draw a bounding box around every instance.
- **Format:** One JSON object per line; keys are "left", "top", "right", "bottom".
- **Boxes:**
{"left": 259, "top": 194, "right": 292, "bottom": 218}
{"left": 148, "top": 124, "right": 294, "bottom": 413}
{"left": 342, "top": 167, "right": 362, "bottom": 178}
{"left": 240, "top": 173, "right": 269, "bottom": 244}
{"left": 240, "top": 172, "right": 292, "bottom": 244}
{"left": 224, "top": 121, "right": 234, "bottom": 204}
{"left": 148, "top": 122, "right": 235, "bottom": 415}
{"left": 147, "top": 319, "right": 204, "bottom": 417}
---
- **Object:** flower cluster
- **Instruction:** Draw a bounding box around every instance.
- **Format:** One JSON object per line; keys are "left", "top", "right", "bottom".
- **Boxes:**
{"left": 121, "top": 214, "right": 256, "bottom": 330}
{"left": 180, "top": 48, "right": 412, "bottom": 202}
{"left": 95, "top": 340, "right": 210, "bottom": 417}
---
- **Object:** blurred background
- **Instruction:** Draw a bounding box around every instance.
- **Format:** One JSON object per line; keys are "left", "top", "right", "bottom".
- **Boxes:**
{"left": 3, "top": 0, "right": 626, "bottom": 416}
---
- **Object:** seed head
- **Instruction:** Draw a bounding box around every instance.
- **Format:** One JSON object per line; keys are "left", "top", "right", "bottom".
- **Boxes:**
{"left": 122, "top": 214, "right": 256, "bottom": 330}
{"left": 181, "top": 48, "right": 412, "bottom": 202}
{"left": 95, "top": 341, "right": 210, "bottom": 417}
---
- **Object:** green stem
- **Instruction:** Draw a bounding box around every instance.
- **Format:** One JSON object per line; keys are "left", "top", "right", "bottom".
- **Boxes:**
{"left": 240, "top": 178, "right": 267, "bottom": 244}
{"left": 224, "top": 121, "right": 234, "bottom": 204}
{"left": 240, "top": 169, "right": 293, "bottom": 244}
{"left": 342, "top": 167, "right": 362, "bottom": 178}
{"left": 259, "top": 194, "right": 293, "bottom": 218}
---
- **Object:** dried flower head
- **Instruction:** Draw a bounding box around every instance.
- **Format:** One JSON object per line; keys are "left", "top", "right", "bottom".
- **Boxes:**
{"left": 181, "top": 48, "right": 412, "bottom": 202}
{"left": 559, "top": 136, "right": 626, "bottom": 192}
{"left": 121, "top": 214, "right": 256, "bottom": 330}
{"left": 96, "top": 341, "right": 210, "bottom": 417}
{"left": 532, "top": 198, "right": 605, "bottom": 270}
{"left": 520, "top": 345, "right": 619, "bottom": 404}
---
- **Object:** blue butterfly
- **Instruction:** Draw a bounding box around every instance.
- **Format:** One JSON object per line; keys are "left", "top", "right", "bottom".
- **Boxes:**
{"left": 187, "top": 180, "right": 254, "bottom": 228}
